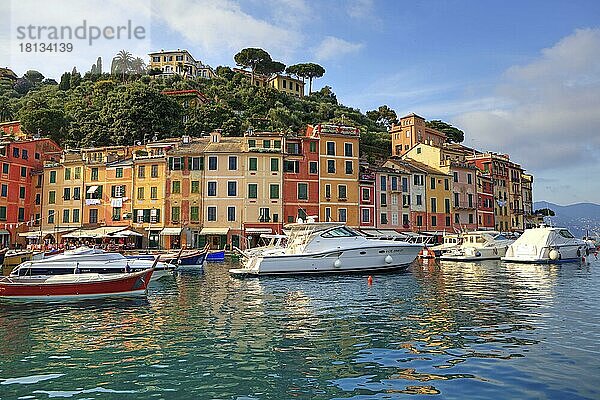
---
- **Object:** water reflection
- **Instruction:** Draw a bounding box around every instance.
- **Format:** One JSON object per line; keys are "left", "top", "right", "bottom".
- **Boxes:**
{"left": 0, "top": 260, "right": 599, "bottom": 399}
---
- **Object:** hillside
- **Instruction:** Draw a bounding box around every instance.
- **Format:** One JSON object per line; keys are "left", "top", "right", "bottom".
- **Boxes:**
{"left": 534, "top": 201, "right": 600, "bottom": 237}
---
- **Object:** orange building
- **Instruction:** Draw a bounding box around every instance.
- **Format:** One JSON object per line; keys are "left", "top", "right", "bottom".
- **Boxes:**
{"left": 390, "top": 113, "right": 446, "bottom": 156}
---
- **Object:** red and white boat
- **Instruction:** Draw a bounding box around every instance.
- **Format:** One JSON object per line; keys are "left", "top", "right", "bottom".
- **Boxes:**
{"left": 0, "top": 269, "right": 154, "bottom": 300}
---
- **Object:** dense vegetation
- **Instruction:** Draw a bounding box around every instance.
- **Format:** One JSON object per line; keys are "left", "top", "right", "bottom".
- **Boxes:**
{"left": 0, "top": 48, "right": 464, "bottom": 161}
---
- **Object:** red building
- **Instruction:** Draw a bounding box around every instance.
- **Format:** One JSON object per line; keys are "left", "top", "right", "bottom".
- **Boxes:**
{"left": 0, "top": 135, "right": 62, "bottom": 246}
{"left": 282, "top": 133, "right": 320, "bottom": 224}
{"left": 476, "top": 172, "right": 495, "bottom": 229}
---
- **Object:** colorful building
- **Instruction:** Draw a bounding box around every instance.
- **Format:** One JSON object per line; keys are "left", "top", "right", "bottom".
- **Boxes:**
{"left": 390, "top": 113, "right": 446, "bottom": 157}
{"left": 384, "top": 159, "right": 427, "bottom": 232}
{"left": 358, "top": 163, "right": 376, "bottom": 229}
{"left": 476, "top": 171, "right": 495, "bottom": 229}
{"left": 148, "top": 49, "right": 216, "bottom": 79}
{"left": 373, "top": 166, "right": 409, "bottom": 233}
{"left": 521, "top": 173, "right": 535, "bottom": 229}
{"left": 308, "top": 124, "right": 360, "bottom": 226}
{"left": 267, "top": 75, "right": 305, "bottom": 97}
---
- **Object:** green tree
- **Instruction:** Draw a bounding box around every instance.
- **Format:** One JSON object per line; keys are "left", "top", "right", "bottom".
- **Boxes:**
{"left": 366, "top": 105, "right": 398, "bottom": 129}
{"left": 257, "top": 60, "right": 285, "bottom": 75}
{"left": 132, "top": 57, "right": 146, "bottom": 74}
{"left": 58, "top": 72, "right": 71, "bottom": 90}
{"left": 234, "top": 48, "right": 272, "bottom": 84}
{"left": 287, "top": 63, "right": 325, "bottom": 94}
{"left": 111, "top": 50, "right": 134, "bottom": 81}
{"left": 24, "top": 70, "right": 45, "bottom": 86}
{"left": 425, "top": 120, "right": 465, "bottom": 143}
{"left": 215, "top": 66, "right": 235, "bottom": 80}
{"left": 69, "top": 67, "right": 82, "bottom": 89}
{"left": 0, "top": 96, "right": 14, "bottom": 122}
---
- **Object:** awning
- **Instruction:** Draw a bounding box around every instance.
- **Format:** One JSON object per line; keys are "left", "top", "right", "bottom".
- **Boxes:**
{"left": 160, "top": 227, "right": 182, "bottom": 236}
{"left": 87, "top": 185, "right": 99, "bottom": 194}
{"left": 200, "top": 227, "right": 230, "bottom": 235}
{"left": 0, "top": 229, "right": 9, "bottom": 235}
{"left": 109, "top": 229, "right": 143, "bottom": 238}
{"left": 62, "top": 227, "right": 128, "bottom": 239}
{"left": 18, "top": 228, "right": 76, "bottom": 238}
{"left": 245, "top": 227, "right": 273, "bottom": 234}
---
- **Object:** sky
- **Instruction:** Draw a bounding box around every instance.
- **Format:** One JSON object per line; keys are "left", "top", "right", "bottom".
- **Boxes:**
{"left": 1, "top": 0, "right": 600, "bottom": 206}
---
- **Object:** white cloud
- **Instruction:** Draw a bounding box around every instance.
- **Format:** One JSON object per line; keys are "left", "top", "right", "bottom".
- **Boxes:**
{"left": 313, "top": 36, "right": 363, "bottom": 61}
{"left": 453, "top": 28, "right": 600, "bottom": 172}
{"left": 152, "top": 0, "right": 302, "bottom": 60}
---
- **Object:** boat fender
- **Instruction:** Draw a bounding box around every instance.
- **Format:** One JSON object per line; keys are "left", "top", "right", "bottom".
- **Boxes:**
{"left": 577, "top": 248, "right": 581, "bottom": 258}
{"left": 475, "top": 251, "right": 482, "bottom": 257}
{"left": 385, "top": 255, "right": 393, "bottom": 264}
{"left": 549, "top": 249, "right": 560, "bottom": 261}
{"left": 334, "top": 259, "right": 341, "bottom": 268}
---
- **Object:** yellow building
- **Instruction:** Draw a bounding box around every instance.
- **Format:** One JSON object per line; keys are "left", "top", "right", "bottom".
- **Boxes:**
{"left": 267, "top": 75, "right": 305, "bottom": 97}
{"left": 308, "top": 124, "right": 360, "bottom": 227}
{"left": 390, "top": 113, "right": 446, "bottom": 156}
{"left": 148, "top": 49, "right": 216, "bottom": 79}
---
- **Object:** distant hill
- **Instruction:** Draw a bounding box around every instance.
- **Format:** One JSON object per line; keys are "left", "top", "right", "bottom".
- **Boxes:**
{"left": 534, "top": 201, "right": 600, "bottom": 237}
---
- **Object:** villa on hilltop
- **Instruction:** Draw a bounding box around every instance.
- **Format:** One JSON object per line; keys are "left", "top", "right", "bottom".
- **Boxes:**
{"left": 148, "top": 49, "right": 216, "bottom": 79}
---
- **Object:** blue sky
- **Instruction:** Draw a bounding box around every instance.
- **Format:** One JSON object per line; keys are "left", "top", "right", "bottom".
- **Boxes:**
{"left": 3, "top": 0, "right": 600, "bottom": 205}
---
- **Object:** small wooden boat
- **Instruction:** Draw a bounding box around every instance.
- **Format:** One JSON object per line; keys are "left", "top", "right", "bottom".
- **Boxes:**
{"left": 206, "top": 250, "right": 225, "bottom": 262}
{"left": 0, "top": 269, "right": 154, "bottom": 300}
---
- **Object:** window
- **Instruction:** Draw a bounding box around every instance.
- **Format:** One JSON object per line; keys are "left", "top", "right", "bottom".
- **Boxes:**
{"left": 402, "top": 177, "right": 408, "bottom": 192}
{"left": 325, "top": 184, "right": 331, "bottom": 198}
{"left": 248, "top": 157, "right": 258, "bottom": 171}
{"left": 453, "top": 172, "right": 458, "bottom": 182}
{"left": 345, "top": 161, "right": 353, "bottom": 174}
{"left": 115, "top": 167, "right": 123, "bottom": 178}
{"left": 362, "top": 188, "right": 370, "bottom": 201}
{"left": 1, "top": 184, "right": 6, "bottom": 197}
{"left": 17, "top": 207, "right": 24, "bottom": 222}
{"left": 431, "top": 198, "right": 437, "bottom": 213}
{"left": 379, "top": 212, "right": 388, "bottom": 224}
{"left": 416, "top": 195, "right": 422, "bottom": 206}
{"left": 413, "top": 174, "right": 423, "bottom": 186}
{"left": 468, "top": 194, "right": 473, "bottom": 208}
{"left": 380, "top": 193, "right": 387, "bottom": 206}
{"left": 49, "top": 170, "right": 56, "bottom": 183}
{"left": 391, "top": 176, "right": 398, "bottom": 191}
{"left": 454, "top": 192, "right": 459, "bottom": 207}
{"left": 287, "top": 142, "right": 300, "bottom": 155}
{"left": 169, "top": 157, "right": 183, "bottom": 170}
{"left": 248, "top": 139, "right": 256, "bottom": 148}
{"left": 467, "top": 173, "right": 473, "bottom": 184}
{"left": 22, "top": 149, "right": 28, "bottom": 160}
{"left": 338, "top": 185, "right": 347, "bottom": 199}
{"left": 46, "top": 209, "right": 55, "bottom": 224}
{"left": 298, "top": 183, "right": 308, "bottom": 200}
{"left": 63, "top": 187, "right": 70, "bottom": 201}
{"left": 112, "top": 207, "right": 121, "bottom": 221}
{"left": 344, "top": 143, "right": 353, "bottom": 157}
{"left": 259, "top": 208, "right": 270, "bottom": 222}
{"left": 430, "top": 177, "right": 436, "bottom": 189}
{"left": 248, "top": 184, "right": 257, "bottom": 199}
{"left": 111, "top": 185, "right": 125, "bottom": 198}
{"left": 73, "top": 187, "right": 81, "bottom": 200}
{"left": 91, "top": 168, "right": 98, "bottom": 181}
{"left": 13, "top": 147, "right": 19, "bottom": 158}
{"left": 49, "top": 191, "right": 56, "bottom": 204}
{"left": 455, "top": 213, "right": 460, "bottom": 223}
{"left": 446, "top": 216, "right": 451, "bottom": 226}
{"left": 325, "top": 207, "right": 331, "bottom": 222}
{"left": 228, "top": 181, "right": 237, "bottom": 196}
{"left": 380, "top": 176, "right": 387, "bottom": 190}
{"left": 402, "top": 214, "right": 409, "bottom": 226}
{"left": 73, "top": 209, "right": 80, "bottom": 223}
{"left": 402, "top": 195, "right": 409, "bottom": 207}
{"left": 469, "top": 214, "right": 474, "bottom": 224}
{"left": 172, "top": 181, "right": 181, "bottom": 194}
{"left": 327, "top": 160, "right": 335, "bottom": 173}
{"left": 338, "top": 208, "right": 347, "bottom": 222}
{"left": 0, "top": 206, "right": 6, "bottom": 221}
{"left": 270, "top": 158, "right": 279, "bottom": 172}
{"left": 392, "top": 194, "right": 398, "bottom": 205}
{"left": 207, "top": 181, "right": 217, "bottom": 196}
{"left": 228, "top": 156, "right": 238, "bottom": 170}
{"left": 171, "top": 206, "right": 181, "bottom": 222}
{"left": 326, "top": 142, "right": 335, "bottom": 155}
{"left": 138, "top": 165, "right": 146, "bottom": 178}
{"left": 208, "top": 156, "right": 218, "bottom": 170}
{"left": 444, "top": 179, "right": 449, "bottom": 190}
{"left": 362, "top": 208, "right": 370, "bottom": 223}
{"left": 74, "top": 167, "right": 81, "bottom": 179}
{"left": 191, "top": 181, "right": 200, "bottom": 194}
{"left": 151, "top": 164, "right": 159, "bottom": 177}
{"left": 263, "top": 140, "right": 271, "bottom": 148}
{"left": 190, "top": 206, "right": 199, "bottom": 222}
{"left": 137, "top": 187, "right": 145, "bottom": 200}
{"left": 416, "top": 147, "right": 421, "bottom": 154}
{"left": 274, "top": 140, "right": 281, "bottom": 149}
{"left": 284, "top": 160, "right": 300, "bottom": 173}
{"left": 151, "top": 187, "right": 158, "bottom": 199}
{"left": 445, "top": 198, "right": 451, "bottom": 213}
{"left": 227, "top": 206, "right": 236, "bottom": 221}
{"left": 309, "top": 162, "right": 318, "bottom": 174}
{"left": 89, "top": 209, "right": 98, "bottom": 224}
{"left": 20, "top": 166, "right": 27, "bottom": 178}
{"left": 65, "top": 168, "right": 72, "bottom": 180}
{"left": 270, "top": 184, "right": 279, "bottom": 199}
{"left": 431, "top": 215, "right": 437, "bottom": 227}
{"left": 416, "top": 215, "right": 423, "bottom": 227}
{"left": 310, "top": 141, "right": 317, "bottom": 152}
{"left": 19, "top": 186, "right": 25, "bottom": 199}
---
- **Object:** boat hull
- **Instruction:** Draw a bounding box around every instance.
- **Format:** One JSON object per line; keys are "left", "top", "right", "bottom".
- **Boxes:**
{"left": 206, "top": 250, "right": 225, "bottom": 262}
{"left": 0, "top": 269, "right": 153, "bottom": 300}
{"left": 441, "top": 246, "right": 508, "bottom": 261}
{"left": 230, "top": 244, "right": 422, "bottom": 276}
{"left": 502, "top": 243, "right": 585, "bottom": 264}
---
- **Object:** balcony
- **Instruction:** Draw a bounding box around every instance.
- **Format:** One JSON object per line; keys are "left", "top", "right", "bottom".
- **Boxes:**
{"left": 453, "top": 202, "right": 476, "bottom": 210}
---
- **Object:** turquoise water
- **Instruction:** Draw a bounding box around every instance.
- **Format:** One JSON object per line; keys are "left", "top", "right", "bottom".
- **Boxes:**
{"left": 1, "top": 259, "right": 599, "bottom": 399}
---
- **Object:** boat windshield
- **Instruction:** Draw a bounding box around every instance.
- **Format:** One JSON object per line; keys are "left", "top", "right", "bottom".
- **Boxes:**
{"left": 493, "top": 234, "right": 507, "bottom": 240}
{"left": 321, "top": 226, "right": 360, "bottom": 238}
{"left": 558, "top": 229, "right": 575, "bottom": 239}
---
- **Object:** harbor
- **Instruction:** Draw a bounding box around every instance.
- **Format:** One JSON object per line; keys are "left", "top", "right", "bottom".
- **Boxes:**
{"left": 1, "top": 259, "right": 599, "bottom": 399}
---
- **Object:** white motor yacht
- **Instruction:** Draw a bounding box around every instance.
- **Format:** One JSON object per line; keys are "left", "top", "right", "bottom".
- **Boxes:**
{"left": 502, "top": 226, "right": 588, "bottom": 263}
{"left": 440, "top": 231, "right": 514, "bottom": 261}
{"left": 430, "top": 233, "right": 462, "bottom": 257}
{"left": 229, "top": 222, "right": 423, "bottom": 276}
{"left": 10, "top": 246, "right": 173, "bottom": 281}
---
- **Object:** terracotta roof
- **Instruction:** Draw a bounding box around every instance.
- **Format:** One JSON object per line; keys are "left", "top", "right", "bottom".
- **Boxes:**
{"left": 402, "top": 158, "right": 451, "bottom": 176}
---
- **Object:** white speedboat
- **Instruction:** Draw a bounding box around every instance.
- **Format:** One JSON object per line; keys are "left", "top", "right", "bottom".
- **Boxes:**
{"left": 430, "top": 233, "right": 462, "bottom": 257}
{"left": 10, "top": 246, "right": 173, "bottom": 281}
{"left": 502, "top": 226, "right": 588, "bottom": 263}
{"left": 440, "top": 231, "right": 514, "bottom": 261}
{"left": 229, "top": 222, "right": 423, "bottom": 276}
